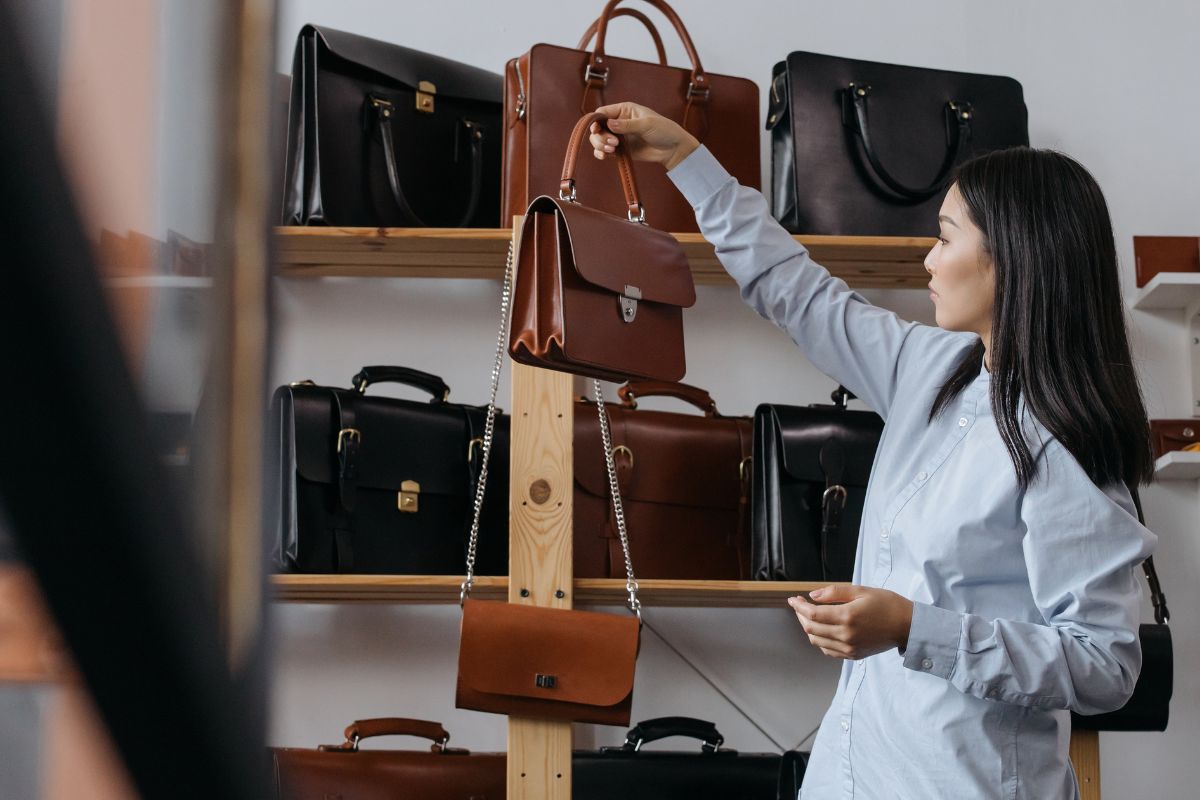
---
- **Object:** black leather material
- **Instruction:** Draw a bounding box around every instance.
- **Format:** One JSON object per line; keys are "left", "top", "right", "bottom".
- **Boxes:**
{"left": 269, "top": 367, "right": 509, "bottom": 575}
{"left": 573, "top": 717, "right": 807, "bottom": 799}
{"left": 766, "top": 51, "right": 1029, "bottom": 235}
{"left": 282, "top": 25, "right": 503, "bottom": 227}
{"left": 752, "top": 390, "right": 883, "bottom": 581}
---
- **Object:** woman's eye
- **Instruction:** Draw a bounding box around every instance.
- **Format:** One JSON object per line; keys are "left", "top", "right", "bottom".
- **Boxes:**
{"left": 938, "top": 236, "right": 949, "bottom": 245}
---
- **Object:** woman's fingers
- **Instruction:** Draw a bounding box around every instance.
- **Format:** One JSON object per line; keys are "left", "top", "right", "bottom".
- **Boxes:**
{"left": 796, "top": 616, "right": 843, "bottom": 641}
{"left": 807, "top": 633, "right": 852, "bottom": 658}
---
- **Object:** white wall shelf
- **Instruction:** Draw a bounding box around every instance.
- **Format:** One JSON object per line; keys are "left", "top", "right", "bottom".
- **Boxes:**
{"left": 1131, "top": 272, "right": 1200, "bottom": 311}
{"left": 1153, "top": 450, "right": 1200, "bottom": 480}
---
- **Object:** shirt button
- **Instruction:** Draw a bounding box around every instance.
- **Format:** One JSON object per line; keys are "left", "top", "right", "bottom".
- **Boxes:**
{"left": 881, "top": 531, "right": 889, "bottom": 540}
{"left": 921, "top": 658, "right": 934, "bottom": 671}
{"left": 958, "top": 417, "right": 969, "bottom": 427}
{"left": 840, "top": 719, "right": 850, "bottom": 732}
{"left": 987, "top": 688, "right": 999, "bottom": 699}
{"left": 917, "top": 471, "right": 928, "bottom": 481}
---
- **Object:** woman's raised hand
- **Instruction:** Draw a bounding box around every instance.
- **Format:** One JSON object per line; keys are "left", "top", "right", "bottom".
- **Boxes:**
{"left": 589, "top": 101, "right": 700, "bottom": 171}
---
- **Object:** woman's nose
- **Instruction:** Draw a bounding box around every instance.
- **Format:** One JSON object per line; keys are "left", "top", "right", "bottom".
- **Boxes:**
{"left": 923, "top": 251, "right": 935, "bottom": 275}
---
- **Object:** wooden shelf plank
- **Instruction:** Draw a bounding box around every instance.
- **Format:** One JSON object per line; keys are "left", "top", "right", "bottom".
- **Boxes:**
{"left": 273, "top": 227, "right": 934, "bottom": 290}
{"left": 1153, "top": 450, "right": 1200, "bottom": 480}
{"left": 270, "top": 574, "right": 844, "bottom": 607}
{"left": 1131, "top": 272, "right": 1200, "bottom": 310}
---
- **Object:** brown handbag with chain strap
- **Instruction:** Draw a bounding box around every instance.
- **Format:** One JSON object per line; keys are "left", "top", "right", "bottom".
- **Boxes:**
{"left": 455, "top": 217, "right": 643, "bottom": 726}
{"left": 502, "top": 0, "right": 760, "bottom": 232}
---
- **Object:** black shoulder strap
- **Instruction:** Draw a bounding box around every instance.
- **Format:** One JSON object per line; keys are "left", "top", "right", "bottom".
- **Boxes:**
{"left": 1130, "top": 487, "right": 1169, "bottom": 625}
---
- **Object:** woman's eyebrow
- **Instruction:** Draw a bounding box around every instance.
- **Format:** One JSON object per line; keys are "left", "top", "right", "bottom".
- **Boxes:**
{"left": 938, "top": 214, "right": 961, "bottom": 229}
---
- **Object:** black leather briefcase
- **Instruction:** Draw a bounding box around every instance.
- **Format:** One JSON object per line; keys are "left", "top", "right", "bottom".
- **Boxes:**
{"left": 282, "top": 25, "right": 503, "bottom": 227}
{"left": 752, "top": 388, "right": 883, "bottom": 582}
{"left": 573, "top": 717, "right": 806, "bottom": 799}
{"left": 269, "top": 366, "right": 509, "bottom": 575}
{"left": 767, "top": 51, "right": 1028, "bottom": 235}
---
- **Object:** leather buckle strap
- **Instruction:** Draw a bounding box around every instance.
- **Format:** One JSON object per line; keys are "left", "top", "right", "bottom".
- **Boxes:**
{"left": 332, "top": 391, "right": 361, "bottom": 514}
{"left": 584, "top": 62, "right": 609, "bottom": 87}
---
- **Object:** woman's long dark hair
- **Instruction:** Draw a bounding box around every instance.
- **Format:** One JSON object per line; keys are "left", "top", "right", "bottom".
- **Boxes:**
{"left": 929, "top": 147, "right": 1154, "bottom": 491}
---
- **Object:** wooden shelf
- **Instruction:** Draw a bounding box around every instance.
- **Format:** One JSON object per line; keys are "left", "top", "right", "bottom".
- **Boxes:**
{"left": 271, "top": 574, "right": 843, "bottom": 607}
{"left": 273, "top": 227, "right": 935, "bottom": 290}
{"left": 1131, "top": 272, "right": 1200, "bottom": 310}
{"left": 1153, "top": 450, "right": 1200, "bottom": 480}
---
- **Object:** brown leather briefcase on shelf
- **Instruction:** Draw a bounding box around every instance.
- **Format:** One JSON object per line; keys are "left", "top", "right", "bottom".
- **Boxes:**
{"left": 1149, "top": 418, "right": 1200, "bottom": 459}
{"left": 272, "top": 718, "right": 505, "bottom": 800}
{"left": 508, "top": 112, "right": 695, "bottom": 383}
{"left": 502, "top": 0, "right": 760, "bottom": 232}
{"left": 574, "top": 381, "right": 753, "bottom": 580}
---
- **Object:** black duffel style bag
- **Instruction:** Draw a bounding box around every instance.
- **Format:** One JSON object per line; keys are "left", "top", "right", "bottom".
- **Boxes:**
{"left": 752, "top": 386, "right": 883, "bottom": 582}
{"left": 574, "top": 716, "right": 807, "bottom": 800}
{"left": 270, "top": 366, "right": 508, "bottom": 575}
{"left": 282, "top": 25, "right": 503, "bottom": 227}
{"left": 767, "top": 51, "right": 1029, "bottom": 236}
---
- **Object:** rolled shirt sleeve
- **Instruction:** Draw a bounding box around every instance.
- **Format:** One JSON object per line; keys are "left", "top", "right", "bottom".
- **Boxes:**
{"left": 668, "top": 145, "right": 928, "bottom": 419}
{"left": 902, "top": 440, "right": 1155, "bottom": 714}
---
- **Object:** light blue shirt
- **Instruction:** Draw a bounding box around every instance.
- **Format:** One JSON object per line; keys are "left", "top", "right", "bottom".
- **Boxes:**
{"left": 669, "top": 146, "right": 1154, "bottom": 800}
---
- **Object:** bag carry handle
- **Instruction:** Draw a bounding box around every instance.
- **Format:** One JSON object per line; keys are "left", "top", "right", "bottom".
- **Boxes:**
{"left": 587, "top": 0, "right": 708, "bottom": 101}
{"left": 619, "top": 716, "right": 724, "bottom": 752}
{"left": 560, "top": 112, "right": 646, "bottom": 223}
{"left": 577, "top": 8, "right": 667, "bottom": 65}
{"left": 365, "top": 95, "right": 484, "bottom": 227}
{"left": 618, "top": 380, "right": 718, "bottom": 416}
{"left": 843, "top": 83, "right": 973, "bottom": 202}
{"left": 351, "top": 365, "right": 450, "bottom": 402}
{"left": 318, "top": 718, "right": 451, "bottom": 752}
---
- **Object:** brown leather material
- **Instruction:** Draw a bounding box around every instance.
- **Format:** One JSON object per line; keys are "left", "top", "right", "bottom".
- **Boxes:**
{"left": 577, "top": 9, "right": 667, "bottom": 65}
{"left": 1134, "top": 236, "right": 1200, "bottom": 287}
{"left": 560, "top": 112, "right": 641, "bottom": 212}
{"left": 455, "top": 599, "right": 639, "bottom": 726}
{"left": 508, "top": 192, "right": 694, "bottom": 383}
{"left": 502, "top": 0, "right": 760, "bottom": 232}
{"left": 573, "top": 391, "right": 753, "bottom": 579}
{"left": 273, "top": 730, "right": 505, "bottom": 800}
{"left": 1149, "top": 419, "right": 1200, "bottom": 459}
{"left": 619, "top": 380, "right": 715, "bottom": 415}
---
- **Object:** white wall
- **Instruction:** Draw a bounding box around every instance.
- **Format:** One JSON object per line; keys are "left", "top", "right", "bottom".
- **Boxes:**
{"left": 269, "top": 1, "right": 1200, "bottom": 795}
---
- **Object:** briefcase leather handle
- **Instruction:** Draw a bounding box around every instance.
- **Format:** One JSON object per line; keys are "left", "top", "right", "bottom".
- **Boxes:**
{"left": 319, "top": 718, "right": 452, "bottom": 752}
{"left": 587, "top": 0, "right": 708, "bottom": 100}
{"left": 619, "top": 380, "right": 718, "bottom": 417}
{"left": 620, "top": 716, "right": 724, "bottom": 752}
{"left": 351, "top": 365, "right": 450, "bottom": 402}
{"left": 577, "top": 8, "right": 667, "bottom": 65}
{"left": 560, "top": 112, "right": 644, "bottom": 221}
{"left": 843, "top": 83, "right": 972, "bottom": 201}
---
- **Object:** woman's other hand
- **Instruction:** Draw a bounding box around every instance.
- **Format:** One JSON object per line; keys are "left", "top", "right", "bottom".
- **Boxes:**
{"left": 788, "top": 585, "right": 915, "bottom": 660}
{"left": 588, "top": 101, "right": 699, "bottom": 171}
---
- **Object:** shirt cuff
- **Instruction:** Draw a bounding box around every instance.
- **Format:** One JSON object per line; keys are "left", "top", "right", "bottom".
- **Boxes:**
{"left": 666, "top": 145, "right": 735, "bottom": 208}
{"left": 901, "top": 601, "right": 962, "bottom": 680}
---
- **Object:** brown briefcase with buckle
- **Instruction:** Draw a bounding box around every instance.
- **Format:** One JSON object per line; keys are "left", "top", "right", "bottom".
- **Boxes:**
{"left": 574, "top": 381, "right": 753, "bottom": 580}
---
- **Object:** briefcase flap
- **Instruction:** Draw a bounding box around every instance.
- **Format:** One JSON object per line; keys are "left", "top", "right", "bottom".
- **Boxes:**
{"left": 457, "top": 600, "right": 639, "bottom": 708}
{"left": 304, "top": 24, "right": 502, "bottom": 104}
{"left": 575, "top": 408, "right": 746, "bottom": 510}
{"left": 769, "top": 405, "right": 882, "bottom": 486}
{"left": 273, "top": 748, "right": 506, "bottom": 800}
{"left": 285, "top": 385, "right": 476, "bottom": 497}
{"left": 531, "top": 197, "right": 696, "bottom": 309}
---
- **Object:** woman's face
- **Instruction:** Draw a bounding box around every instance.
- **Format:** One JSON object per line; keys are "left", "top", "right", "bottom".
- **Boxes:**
{"left": 924, "top": 184, "right": 995, "bottom": 340}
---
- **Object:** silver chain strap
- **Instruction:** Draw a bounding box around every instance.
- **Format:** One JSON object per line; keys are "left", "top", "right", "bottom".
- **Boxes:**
{"left": 460, "top": 236, "right": 640, "bottom": 618}
{"left": 592, "top": 379, "right": 641, "bottom": 618}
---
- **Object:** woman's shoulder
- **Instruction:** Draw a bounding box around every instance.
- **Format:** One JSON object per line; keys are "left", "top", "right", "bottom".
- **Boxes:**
{"left": 898, "top": 325, "right": 981, "bottom": 384}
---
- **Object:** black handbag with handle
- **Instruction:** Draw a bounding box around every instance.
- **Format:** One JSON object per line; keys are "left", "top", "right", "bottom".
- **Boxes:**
{"left": 269, "top": 366, "right": 509, "bottom": 575}
{"left": 573, "top": 716, "right": 807, "bottom": 799}
{"left": 282, "top": 25, "right": 503, "bottom": 227}
{"left": 766, "top": 51, "right": 1029, "bottom": 236}
{"left": 1072, "top": 489, "right": 1172, "bottom": 732}
{"left": 752, "top": 387, "right": 883, "bottom": 581}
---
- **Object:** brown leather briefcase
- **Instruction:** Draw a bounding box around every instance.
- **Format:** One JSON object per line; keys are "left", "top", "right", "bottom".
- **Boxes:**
{"left": 574, "top": 381, "right": 753, "bottom": 579}
{"left": 1149, "top": 418, "right": 1200, "bottom": 459}
{"left": 272, "top": 718, "right": 505, "bottom": 800}
{"left": 502, "top": 0, "right": 760, "bottom": 232}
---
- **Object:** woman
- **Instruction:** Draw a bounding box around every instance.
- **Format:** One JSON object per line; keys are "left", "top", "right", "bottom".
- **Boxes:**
{"left": 589, "top": 103, "right": 1155, "bottom": 799}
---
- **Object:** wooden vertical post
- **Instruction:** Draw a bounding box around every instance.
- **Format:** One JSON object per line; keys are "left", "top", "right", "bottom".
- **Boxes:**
{"left": 1070, "top": 730, "right": 1101, "bottom": 799}
{"left": 506, "top": 219, "right": 574, "bottom": 800}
